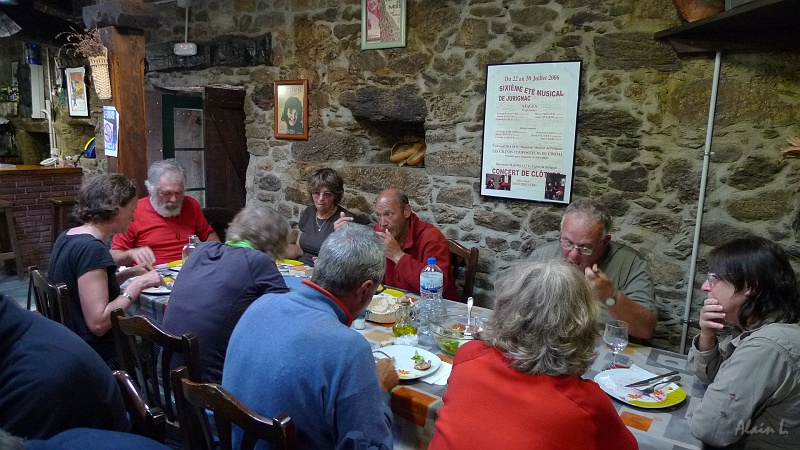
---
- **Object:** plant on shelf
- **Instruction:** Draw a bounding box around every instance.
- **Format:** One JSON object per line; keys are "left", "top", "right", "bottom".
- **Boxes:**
{"left": 58, "top": 28, "right": 112, "bottom": 100}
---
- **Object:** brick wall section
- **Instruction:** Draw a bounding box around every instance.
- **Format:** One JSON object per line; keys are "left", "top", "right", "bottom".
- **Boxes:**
{"left": 0, "top": 167, "right": 82, "bottom": 272}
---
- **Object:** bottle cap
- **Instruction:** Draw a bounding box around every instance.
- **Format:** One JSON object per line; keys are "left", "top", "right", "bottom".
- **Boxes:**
{"left": 427, "top": 257, "right": 436, "bottom": 264}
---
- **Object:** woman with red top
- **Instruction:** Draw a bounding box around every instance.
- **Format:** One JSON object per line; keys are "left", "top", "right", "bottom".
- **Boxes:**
{"left": 430, "top": 259, "right": 637, "bottom": 450}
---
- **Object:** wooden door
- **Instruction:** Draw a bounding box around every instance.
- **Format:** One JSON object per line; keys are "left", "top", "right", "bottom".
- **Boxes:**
{"left": 203, "top": 87, "right": 248, "bottom": 211}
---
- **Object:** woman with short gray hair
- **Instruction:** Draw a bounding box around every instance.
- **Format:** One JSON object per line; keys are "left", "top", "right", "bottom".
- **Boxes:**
{"left": 162, "top": 204, "right": 290, "bottom": 383}
{"left": 430, "top": 260, "right": 637, "bottom": 449}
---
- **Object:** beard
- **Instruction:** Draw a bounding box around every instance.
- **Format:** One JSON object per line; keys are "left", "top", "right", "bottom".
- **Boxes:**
{"left": 151, "top": 195, "right": 183, "bottom": 218}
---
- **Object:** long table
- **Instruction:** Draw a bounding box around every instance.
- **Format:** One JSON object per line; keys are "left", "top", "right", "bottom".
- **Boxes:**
{"left": 135, "top": 278, "right": 707, "bottom": 450}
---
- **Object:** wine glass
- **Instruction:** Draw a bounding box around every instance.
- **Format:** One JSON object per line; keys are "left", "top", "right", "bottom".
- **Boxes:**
{"left": 604, "top": 320, "right": 629, "bottom": 369}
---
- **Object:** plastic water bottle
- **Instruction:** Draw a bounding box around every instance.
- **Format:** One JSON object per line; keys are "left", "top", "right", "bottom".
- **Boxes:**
{"left": 181, "top": 235, "right": 198, "bottom": 265}
{"left": 418, "top": 257, "right": 444, "bottom": 335}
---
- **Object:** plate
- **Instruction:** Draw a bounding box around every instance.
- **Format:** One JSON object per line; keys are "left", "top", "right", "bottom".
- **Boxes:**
{"left": 166, "top": 260, "right": 182, "bottom": 268}
{"left": 375, "top": 345, "right": 442, "bottom": 380}
{"left": 594, "top": 368, "right": 687, "bottom": 409}
{"left": 142, "top": 286, "right": 172, "bottom": 295}
{"left": 275, "top": 259, "right": 302, "bottom": 266}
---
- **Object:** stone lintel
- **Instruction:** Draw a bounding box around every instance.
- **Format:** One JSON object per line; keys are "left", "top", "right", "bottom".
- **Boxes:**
{"left": 83, "top": 1, "right": 162, "bottom": 30}
{"left": 146, "top": 34, "right": 272, "bottom": 72}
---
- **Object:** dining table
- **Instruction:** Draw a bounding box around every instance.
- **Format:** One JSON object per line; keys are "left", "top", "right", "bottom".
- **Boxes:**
{"left": 133, "top": 268, "right": 708, "bottom": 450}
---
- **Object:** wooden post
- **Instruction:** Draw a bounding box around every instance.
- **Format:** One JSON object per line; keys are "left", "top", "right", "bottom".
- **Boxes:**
{"left": 99, "top": 26, "right": 148, "bottom": 197}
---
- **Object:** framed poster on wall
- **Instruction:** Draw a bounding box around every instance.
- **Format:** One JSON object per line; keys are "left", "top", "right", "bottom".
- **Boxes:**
{"left": 361, "top": 0, "right": 406, "bottom": 50}
{"left": 274, "top": 79, "right": 309, "bottom": 140}
{"left": 480, "top": 61, "right": 582, "bottom": 204}
{"left": 65, "top": 67, "right": 89, "bottom": 117}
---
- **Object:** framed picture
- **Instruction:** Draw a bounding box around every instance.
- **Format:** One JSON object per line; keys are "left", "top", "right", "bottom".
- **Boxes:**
{"left": 361, "top": 0, "right": 406, "bottom": 50}
{"left": 480, "top": 61, "right": 582, "bottom": 204}
{"left": 274, "top": 79, "right": 309, "bottom": 140}
{"left": 65, "top": 67, "right": 89, "bottom": 117}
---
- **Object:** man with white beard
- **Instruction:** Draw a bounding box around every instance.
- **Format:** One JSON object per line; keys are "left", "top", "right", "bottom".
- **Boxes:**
{"left": 111, "top": 159, "right": 218, "bottom": 266}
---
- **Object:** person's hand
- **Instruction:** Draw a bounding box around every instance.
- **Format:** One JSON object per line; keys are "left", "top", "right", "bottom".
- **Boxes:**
{"left": 696, "top": 297, "right": 725, "bottom": 351}
{"left": 584, "top": 264, "right": 615, "bottom": 300}
{"left": 128, "top": 246, "right": 156, "bottom": 266}
{"left": 135, "top": 268, "right": 164, "bottom": 290}
{"left": 376, "top": 358, "right": 399, "bottom": 392}
{"left": 333, "top": 212, "right": 354, "bottom": 231}
{"left": 376, "top": 229, "right": 404, "bottom": 263}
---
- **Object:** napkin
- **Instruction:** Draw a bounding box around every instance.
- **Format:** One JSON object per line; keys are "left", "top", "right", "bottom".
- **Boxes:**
{"left": 420, "top": 361, "right": 452, "bottom": 385}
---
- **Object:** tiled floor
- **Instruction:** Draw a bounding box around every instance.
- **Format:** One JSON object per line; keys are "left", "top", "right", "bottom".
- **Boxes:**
{"left": 0, "top": 271, "right": 31, "bottom": 309}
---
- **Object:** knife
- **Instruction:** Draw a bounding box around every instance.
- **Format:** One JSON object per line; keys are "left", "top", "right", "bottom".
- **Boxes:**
{"left": 624, "top": 370, "right": 680, "bottom": 387}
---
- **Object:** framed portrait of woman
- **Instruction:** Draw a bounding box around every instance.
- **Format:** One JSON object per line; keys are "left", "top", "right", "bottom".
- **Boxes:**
{"left": 361, "top": 0, "right": 406, "bottom": 50}
{"left": 65, "top": 67, "right": 89, "bottom": 117}
{"left": 274, "top": 79, "right": 309, "bottom": 140}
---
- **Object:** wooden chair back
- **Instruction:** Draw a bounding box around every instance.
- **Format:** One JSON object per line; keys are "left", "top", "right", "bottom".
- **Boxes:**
{"left": 447, "top": 239, "right": 479, "bottom": 303}
{"left": 171, "top": 366, "right": 296, "bottom": 450}
{"left": 202, "top": 207, "right": 236, "bottom": 242}
{"left": 110, "top": 309, "right": 200, "bottom": 425}
{"left": 114, "top": 369, "right": 167, "bottom": 442}
{"left": 29, "top": 267, "right": 73, "bottom": 330}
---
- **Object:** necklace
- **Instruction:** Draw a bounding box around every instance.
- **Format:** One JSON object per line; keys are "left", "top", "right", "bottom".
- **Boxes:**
{"left": 166, "top": 215, "right": 181, "bottom": 240}
{"left": 315, "top": 215, "right": 331, "bottom": 232}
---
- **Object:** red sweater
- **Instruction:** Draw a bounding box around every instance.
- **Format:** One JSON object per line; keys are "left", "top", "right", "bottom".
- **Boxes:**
{"left": 430, "top": 341, "right": 638, "bottom": 450}
{"left": 111, "top": 196, "right": 214, "bottom": 265}
{"left": 373, "top": 214, "right": 458, "bottom": 301}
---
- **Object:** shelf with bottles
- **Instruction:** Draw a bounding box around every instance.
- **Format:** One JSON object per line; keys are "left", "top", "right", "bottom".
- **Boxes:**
{"left": 0, "top": 86, "right": 19, "bottom": 103}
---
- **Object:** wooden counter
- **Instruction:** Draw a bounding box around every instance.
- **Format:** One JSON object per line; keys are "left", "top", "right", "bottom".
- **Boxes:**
{"left": 0, "top": 165, "right": 83, "bottom": 175}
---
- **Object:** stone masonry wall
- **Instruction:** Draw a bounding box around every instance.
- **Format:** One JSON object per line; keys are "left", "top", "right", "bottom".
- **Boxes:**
{"left": 143, "top": 0, "right": 800, "bottom": 352}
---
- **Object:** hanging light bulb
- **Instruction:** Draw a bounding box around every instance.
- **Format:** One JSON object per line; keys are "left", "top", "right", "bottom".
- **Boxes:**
{"left": 173, "top": 0, "right": 197, "bottom": 56}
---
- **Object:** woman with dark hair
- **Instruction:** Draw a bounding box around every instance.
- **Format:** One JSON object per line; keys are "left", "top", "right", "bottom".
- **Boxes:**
{"left": 48, "top": 174, "right": 163, "bottom": 365}
{"left": 279, "top": 95, "right": 303, "bottom": 135}
{"left": 162, "top": 204, "right": 290, "bottom": 383}
{"left": 287, "top": 168, "right": 355, "bottom": 266}
{"left": 429, "top": 260, "right": 636, "bottom": 449}
{"left": 688, "top": 236, "right": 800, "bottom": 449}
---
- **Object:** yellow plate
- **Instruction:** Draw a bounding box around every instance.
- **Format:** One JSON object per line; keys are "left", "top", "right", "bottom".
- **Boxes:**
{"left": 382, "top": 288, "right": 404, "bottom": 297}
{"left": 166, "top": 260, "right": 182, "bottom": 268}
{"left": 594, "top": 368, "right": 687, "bottom": 409}
{"left": 276, "top": 259, "right": 303, "bottom": 266}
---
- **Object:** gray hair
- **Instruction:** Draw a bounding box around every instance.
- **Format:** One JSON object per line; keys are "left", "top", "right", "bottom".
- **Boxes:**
{"left": 145, "top": 159, "right": 186, "bottom": 196}
{"left": 481, "top": 259, "right": 600, "bottom": 377}
{"left": 226, "top": 204, "right": 289, "bottom": 260}
{"left": 307, "top": 168, "right": 345, "bottom": 205}
{"left": 312, "top": 224, "right": 385, "bottom": 297}
{"left": 75, "top": 173, "right": 138, "bottom": 223}
{"left": 562, "top": 198, "right": 612, "bottom": 236}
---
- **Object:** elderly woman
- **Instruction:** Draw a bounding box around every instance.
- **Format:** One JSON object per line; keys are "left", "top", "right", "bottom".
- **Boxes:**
{"left": 162, "top": 204, "right": 290, "bottom": 383}
{"left": 688, "top": 237, "right": 800, "bottom": 449}
{"left": 429, "top": 260, "right": 637, "bottom": 449}
{"left": 287, "top": 168, "right": 354, "bottom": 266}
{"left": 48, "top": 174, "right": 163, "bottom": 365}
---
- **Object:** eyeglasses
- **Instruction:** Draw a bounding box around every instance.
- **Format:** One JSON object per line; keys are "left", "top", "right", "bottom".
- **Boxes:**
{"left": 312, "top": 191, "right": 333, "bottom": 199}
{"left": 706, "top": 273, "right": 723, "bottom": 288}
{"left": 559, "top": 238, "right": 597, "bottom": 256}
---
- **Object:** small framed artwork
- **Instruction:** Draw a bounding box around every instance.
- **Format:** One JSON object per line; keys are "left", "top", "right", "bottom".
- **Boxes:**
{"left": 361, "top": 0, "right": 406, "bottom": 50}
{"left": 274, "top": 79, "right": 309, "bottom": 140}
{"left": 65, "top": 67, "right": 89, "bottom": 117}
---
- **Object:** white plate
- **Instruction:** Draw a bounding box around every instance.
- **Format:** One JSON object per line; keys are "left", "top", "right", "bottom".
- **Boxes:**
{"left": 375, "top": 345, "right": 442, "bottom": 380}
{"left": 593, "top": 367, "right": 687, "bottom": 409}
{"left": 142, "top": 286, "right": 172, "bottom": 295}
{"left": 168, "top": 265, "right": 182, "bottom": 273}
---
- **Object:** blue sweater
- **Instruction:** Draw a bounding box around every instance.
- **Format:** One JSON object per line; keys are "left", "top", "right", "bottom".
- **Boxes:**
{"left": 222, "top": 281, "right": 393, "bottom": 450}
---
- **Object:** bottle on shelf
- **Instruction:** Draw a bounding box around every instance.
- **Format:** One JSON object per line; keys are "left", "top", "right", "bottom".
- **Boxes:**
{"left": 182, "top": 234, "right": 198, "bottom": 265}
{"left": 417, "top": 257, "right": 445, "bottom": 335}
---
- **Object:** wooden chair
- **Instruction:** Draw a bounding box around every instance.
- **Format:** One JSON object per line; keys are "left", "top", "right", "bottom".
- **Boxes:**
{"left": 110, "top": 309, "right": 200, "bottom": 433}
{"left": 202, "top": 207, "right": 236, "bottom": 242}
{"left": 447, "top": 239, "right": 479, "bottom": 303}
{"left": 29, "top": 266, "right": 73, "bottom": 330}
{"left": 114, "top": 369, "right": 167, "bottom": 442}
{"left": 170, "top": 366, "right": 296, "bottom": 450}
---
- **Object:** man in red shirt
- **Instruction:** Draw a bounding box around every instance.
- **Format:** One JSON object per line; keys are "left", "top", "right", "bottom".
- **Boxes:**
{"left": 372, "top": 189, "right": 458, "bottom": 301}
{"left": 111, "top": 160, "right": 218, "bottom": 266}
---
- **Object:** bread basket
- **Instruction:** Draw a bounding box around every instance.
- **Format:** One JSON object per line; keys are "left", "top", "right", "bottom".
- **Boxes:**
{"left": 365, "top": 293, "right": 400, "bottom": 324}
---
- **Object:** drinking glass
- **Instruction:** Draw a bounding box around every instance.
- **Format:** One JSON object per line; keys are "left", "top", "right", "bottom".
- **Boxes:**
{"left": 604, "top": 320, "right": 629, "bottom": 369}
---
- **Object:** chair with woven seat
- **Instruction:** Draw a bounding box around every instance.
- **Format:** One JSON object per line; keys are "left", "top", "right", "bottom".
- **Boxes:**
{"left": 202, "top": 207, "right": 236, "bottom": 242}
{"left": 114, "top": 369, "right": 167, "bottom": 442}
{"left": 29, "top": 266, "right": 73, "bottom": 330}
{"left": 110, "top": 308, "right": 200, "bottom": 438}
{"left": 447, "top": 239, "right": 479, "bottom": 303}
{"left": 170, "top": 366, "right": 296, "bottom": 450}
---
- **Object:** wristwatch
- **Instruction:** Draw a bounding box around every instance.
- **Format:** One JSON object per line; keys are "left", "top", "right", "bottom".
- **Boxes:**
{"left": 604, "top": 289, "right": 619, "bottom": 307}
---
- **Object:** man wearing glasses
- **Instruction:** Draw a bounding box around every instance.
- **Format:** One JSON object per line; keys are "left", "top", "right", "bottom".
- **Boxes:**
{"left": 531, "top": 198, "right": 656, "bottom": 339}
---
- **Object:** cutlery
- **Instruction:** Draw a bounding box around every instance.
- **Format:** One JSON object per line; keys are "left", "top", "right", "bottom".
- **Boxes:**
{"left": 639, "top": 375, "right": 681, "bottom": 395}
{"left": 463, "top": 297, "right": 474, "bottom": 338}
{"left": 624, "top": 370, "right": 680, "bottom": 387}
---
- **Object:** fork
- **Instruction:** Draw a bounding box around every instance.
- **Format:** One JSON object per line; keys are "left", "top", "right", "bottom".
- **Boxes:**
{"left": 639, "top": 375, "right": 681, "bottom": 394}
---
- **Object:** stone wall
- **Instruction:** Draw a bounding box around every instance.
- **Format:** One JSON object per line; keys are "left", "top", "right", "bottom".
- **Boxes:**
{"left": 142, "top": 0, "right": 800, "bottom": 352}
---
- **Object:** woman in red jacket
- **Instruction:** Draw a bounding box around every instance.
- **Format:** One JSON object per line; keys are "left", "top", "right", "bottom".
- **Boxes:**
{"left": 430, "top": 259, "right": 637, "bottom": 450}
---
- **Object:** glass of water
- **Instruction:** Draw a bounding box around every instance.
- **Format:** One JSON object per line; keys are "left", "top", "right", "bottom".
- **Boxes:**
{"left": 604, "top": 320, "right": 629, "bottom": 369}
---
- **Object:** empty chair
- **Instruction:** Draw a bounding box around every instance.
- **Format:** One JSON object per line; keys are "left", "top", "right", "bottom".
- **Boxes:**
{"left": 202, "top": 207, "right": 236, "bottom": 242}
{"left": 110, "top": 309, "right": 200, "bottom": 431}
{"left": 29, "top": 266, "right": 73, "bottom": 330}
{"left": 170, "top": 366, "right": 296, "bottom": 450}
{"left": 447, "top": 239, "right": 479, "bottom": 303}
{"left": 114, "top": 370, "right": 166, "bottom": 442}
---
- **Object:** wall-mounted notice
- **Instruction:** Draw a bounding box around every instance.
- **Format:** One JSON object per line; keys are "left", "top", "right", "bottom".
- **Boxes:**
{"left": 103, "top": 106, "right": 119, "bottom": 158}
{"left": 480, "top": 61, "right": 582, "bottom": 204}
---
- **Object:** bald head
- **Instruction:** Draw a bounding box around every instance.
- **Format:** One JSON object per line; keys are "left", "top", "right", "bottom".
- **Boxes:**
{"left": 375, "top": 189, "right": 412, "bottom": 243}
